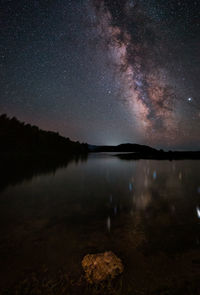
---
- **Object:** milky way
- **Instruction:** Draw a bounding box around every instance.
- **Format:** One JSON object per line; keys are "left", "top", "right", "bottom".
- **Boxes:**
{"left": 0, "top": 0, "right": 200, "bottom": 149}
{"left": 91, "top": 0, "right": 200, "bottom": 147}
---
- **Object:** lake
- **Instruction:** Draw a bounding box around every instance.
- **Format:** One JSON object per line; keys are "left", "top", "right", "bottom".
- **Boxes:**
{"left": 0, "top": 153, "right": 200, "bottom": 294}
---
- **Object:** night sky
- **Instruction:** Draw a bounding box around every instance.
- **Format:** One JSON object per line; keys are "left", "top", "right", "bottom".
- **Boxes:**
{"left": 1, "top": 0, "right": 200, "bottom": 149}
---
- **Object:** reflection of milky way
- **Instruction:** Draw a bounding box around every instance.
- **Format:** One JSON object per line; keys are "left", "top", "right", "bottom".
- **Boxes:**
{"left": 92, "top": 0, "right": 178, "bottom": 144}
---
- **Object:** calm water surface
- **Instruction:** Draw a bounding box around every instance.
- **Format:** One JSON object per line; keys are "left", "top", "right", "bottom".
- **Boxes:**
{"left": 0, "top": 154, "right": 200, "bottom": 294}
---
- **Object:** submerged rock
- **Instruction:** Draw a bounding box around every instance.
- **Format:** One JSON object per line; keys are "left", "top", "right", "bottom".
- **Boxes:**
{"left": 82, "top": 251, "right": 123, "bottom": 284}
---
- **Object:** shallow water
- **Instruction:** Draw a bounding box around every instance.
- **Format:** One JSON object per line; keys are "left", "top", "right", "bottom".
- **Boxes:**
{"left": 0, "top": 154, "right": 200, "bottom": 294}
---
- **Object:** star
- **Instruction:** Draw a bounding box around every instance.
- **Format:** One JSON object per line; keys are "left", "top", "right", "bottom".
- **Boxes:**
{"left": 0, "top": 0, "right": 200, "bottom": 149}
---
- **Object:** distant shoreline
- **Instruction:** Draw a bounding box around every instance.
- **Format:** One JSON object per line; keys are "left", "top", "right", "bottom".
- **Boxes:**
{"left": 1, "top": 114, "right": 199, "bottom": 159}
{"left": 115, "top": 151, "right": 200, "bottom": 160}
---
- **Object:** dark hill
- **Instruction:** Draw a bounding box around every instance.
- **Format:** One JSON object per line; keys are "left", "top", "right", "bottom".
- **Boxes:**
{"left": 88, "top": 143, "right": 158, "bottom": 153}
{"left": 89, "top": 143, "right": 200, "bottom": 160}
{"left": 0, "top": 114, "right": 88, "bottom": 154}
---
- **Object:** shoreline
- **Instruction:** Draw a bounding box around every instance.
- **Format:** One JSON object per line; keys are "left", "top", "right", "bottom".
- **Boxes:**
{"left": 115, "top": 151, "right": 200, "bottom": 160}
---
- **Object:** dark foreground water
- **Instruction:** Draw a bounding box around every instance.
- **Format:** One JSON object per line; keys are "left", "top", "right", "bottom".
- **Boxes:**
{"left": 0, "top": 154, "right": 200, "bottom": 294}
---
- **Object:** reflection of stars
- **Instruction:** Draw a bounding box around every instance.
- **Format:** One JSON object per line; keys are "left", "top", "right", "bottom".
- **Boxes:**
{"left": 129, "top": 0, "right": 135, "bottom": 8}
{"left": 196, "top": 206, "right": 200, "bottom": 219}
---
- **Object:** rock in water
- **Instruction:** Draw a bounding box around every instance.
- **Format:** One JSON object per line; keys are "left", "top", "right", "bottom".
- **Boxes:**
{"left": 82, "top": 251, "right": 123, "bottom": 284}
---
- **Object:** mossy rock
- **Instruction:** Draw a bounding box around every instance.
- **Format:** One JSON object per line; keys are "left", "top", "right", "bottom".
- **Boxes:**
{"left": 82, "top": 251, "right": 123, "bottom": 284}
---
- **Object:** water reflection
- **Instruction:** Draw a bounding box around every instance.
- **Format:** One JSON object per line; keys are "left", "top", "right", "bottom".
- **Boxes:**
{"left": 107, "top": 216, "right": 111, "bottom": 232}
{"left": 196, "top": 206, "right": 200, "bottom": 218}
{"left": 0, "top": 155, "right": 200, "bottom": 294}
{"left": 129, "top": 182, "right": 133, "bottom": 192}
{"left": 153, "top": 170, "right": 157, "bottom": 180}
{"left": 0, "top": 153, "right": 88, "bottom": 192}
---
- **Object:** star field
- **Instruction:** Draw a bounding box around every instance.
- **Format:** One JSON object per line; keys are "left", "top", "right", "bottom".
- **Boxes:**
{"left": 0, "top": 0, "right": 200, "bottom": 149}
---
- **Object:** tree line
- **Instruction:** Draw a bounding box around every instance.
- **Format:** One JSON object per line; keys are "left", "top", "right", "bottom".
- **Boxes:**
{"left": 0, "top": 114, "right": 88, "bottom": 154}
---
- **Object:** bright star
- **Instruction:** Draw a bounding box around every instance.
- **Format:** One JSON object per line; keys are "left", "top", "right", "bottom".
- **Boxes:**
{"left": 187, "top": 97, "right": 192, "bottom": 102}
